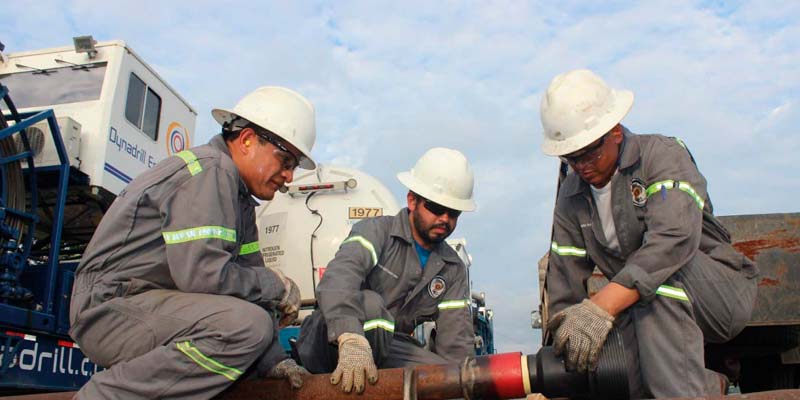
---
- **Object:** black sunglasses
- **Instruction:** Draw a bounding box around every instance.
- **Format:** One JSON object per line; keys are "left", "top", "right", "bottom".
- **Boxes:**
{"left": 421, "top": 197, "right": 461, "bottom": 218}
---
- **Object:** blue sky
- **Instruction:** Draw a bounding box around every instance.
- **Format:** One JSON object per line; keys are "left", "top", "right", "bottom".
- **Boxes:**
{"left": 3, "top": 1, "right": 798, "bottom": 354}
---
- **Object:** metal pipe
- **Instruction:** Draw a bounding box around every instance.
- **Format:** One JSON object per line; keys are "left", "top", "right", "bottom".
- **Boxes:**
{"left": 6, "top": 389, "right": 800, "bottom": 400}
{"left": 216, "top": 369, "right": 407, "bottom": 400}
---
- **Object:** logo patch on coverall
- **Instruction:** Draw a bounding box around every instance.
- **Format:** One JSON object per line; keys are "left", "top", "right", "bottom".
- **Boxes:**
{"left": 429, "top": 276, "right": 446, "bottom": 298}
{"left": 631, "top": 178, "right": 647, "bottom": 207}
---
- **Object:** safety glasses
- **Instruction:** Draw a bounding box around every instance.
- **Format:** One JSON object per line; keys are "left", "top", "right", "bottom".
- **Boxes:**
{"left": 421, "top": 197, "right": 461, "bottom": 219}
{"left": 256, "top": 132, "right": 299, "bottom": 171}
{"left": 559, "top": 134, "right": 606, "bottom": 165}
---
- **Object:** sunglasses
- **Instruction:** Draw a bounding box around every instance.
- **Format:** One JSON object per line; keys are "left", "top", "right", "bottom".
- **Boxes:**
{"left": 559, "top": 134, "right": 606, "bottom": 165}
{"left": 421, "top": 197, "right": 461, "bottom": 218}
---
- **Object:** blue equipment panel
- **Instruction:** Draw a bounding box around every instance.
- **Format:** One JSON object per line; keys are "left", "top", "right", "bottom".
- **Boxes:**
{"left": 0, "top": 329, "right": 100, "bottom": 391}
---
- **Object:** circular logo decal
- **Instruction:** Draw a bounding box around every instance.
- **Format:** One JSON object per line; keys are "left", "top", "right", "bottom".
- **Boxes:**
{"left": 166, "top": 122, "right": 189, "bottom": 156}
{"left": 428, "top": 275, "right": 447, "bottom": 299}
{"left": 631, "top": 178, "right": 647, "bottom": 207}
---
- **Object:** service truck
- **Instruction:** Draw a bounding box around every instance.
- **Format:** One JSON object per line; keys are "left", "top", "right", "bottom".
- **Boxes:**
{"left": 0, "top": 38, "right": 196, "bottom": 393}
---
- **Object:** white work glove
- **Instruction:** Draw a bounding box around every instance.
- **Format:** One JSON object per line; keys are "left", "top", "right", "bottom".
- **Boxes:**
{"left": 271, "top": 269, "right": 300, "bottom": 327}
{"left": 266, "top": 358, "right": 310, "bottom": 389}
{"left": 548, "top": 299, "right": 614, "bottom": 372}
{"left": 330, "top": 333, "right": 378, "bottom": 393}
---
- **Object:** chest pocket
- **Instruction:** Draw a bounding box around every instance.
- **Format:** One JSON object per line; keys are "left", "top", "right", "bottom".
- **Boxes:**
{"left": 365, "top": 243, "right": 404, "bottom": 296}
{"left": 604, "top": 174, "right": 647, "bottom": 257}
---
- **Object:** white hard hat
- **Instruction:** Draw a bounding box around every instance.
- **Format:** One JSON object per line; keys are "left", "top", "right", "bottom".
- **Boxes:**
{"left": 397, "top": 147, "right": 476, "bottom": 212}
{"left": 540, "top": 69, "right": 634, "bottom": 156}
{"left": 212, "top": 86, "right": 317, "bottom": 169}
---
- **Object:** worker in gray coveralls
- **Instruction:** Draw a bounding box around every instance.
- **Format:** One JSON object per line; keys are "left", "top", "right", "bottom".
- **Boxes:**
{"left": 297, "top": 148, "right": 478, "bottom": 393}
{"left": 69, "top": 87, "right": 315, "bottom": 399}
{"left": 539, "top": 69, "right": 759, "bottom": 398}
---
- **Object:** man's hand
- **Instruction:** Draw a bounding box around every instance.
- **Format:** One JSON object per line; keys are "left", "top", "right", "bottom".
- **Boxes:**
{"left": 272, "top": 269, "right": 301, "bottom": 327}
{"left": 330, "top": 333, "right": 378, "bottom": 393}
{"left": 266, "top": 358, "right": 310, "bottom": 389}
{"left": 548, "top": 299, "right": 614, "bottom": 372}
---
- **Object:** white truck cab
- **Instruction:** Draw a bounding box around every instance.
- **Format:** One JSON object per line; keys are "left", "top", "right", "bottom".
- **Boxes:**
{"left": 0, "top": 39, "right": 197, "bottom": 195}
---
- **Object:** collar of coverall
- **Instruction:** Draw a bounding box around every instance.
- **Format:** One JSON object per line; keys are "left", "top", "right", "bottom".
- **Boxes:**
{"left": 208, "top": 134, "right": 258, "bottom": 204}
{"left": 390, "top": 208, "right": 461, "bottom": 264}
{"left": 561, "top": 126, "right": 640, "bottom": 198}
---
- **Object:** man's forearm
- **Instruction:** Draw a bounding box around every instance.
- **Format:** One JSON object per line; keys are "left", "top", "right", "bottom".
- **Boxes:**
{"left": 590, "top": 282, "right": 640, "bottom": 317}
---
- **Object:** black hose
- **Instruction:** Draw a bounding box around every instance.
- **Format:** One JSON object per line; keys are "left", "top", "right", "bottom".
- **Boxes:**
{"left": 305, "top": 192, "right": 323, "bottom": 291}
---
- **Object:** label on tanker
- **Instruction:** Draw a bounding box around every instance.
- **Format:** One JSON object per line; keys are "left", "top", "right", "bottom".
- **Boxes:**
{"left": 259, "top": 212, "right": 287, "bottom": 268}
{"left": 348, "top": 207, "right": 383, "bottom": 219}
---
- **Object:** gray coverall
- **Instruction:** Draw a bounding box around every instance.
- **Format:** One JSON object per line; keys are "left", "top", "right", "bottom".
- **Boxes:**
{"left": 69, "top": 135, "right": 288, "bottom": 399}
{"left": 547, "top": 128, "right": 759, "bottom": 398}
{"left": 297, "top": 209, "right": 475, "bottom": 372}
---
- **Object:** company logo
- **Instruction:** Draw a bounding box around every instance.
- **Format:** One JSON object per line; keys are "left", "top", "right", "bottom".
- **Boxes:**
{"left": 428, "top": 276, "right": 447, "bottom": 298}
{"left": 166, "top": 122, "right": 189, "bottom": 156}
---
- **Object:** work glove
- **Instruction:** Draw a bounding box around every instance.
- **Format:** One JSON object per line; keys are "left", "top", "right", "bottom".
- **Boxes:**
{"left": 330, "top": 333, "right": 379, "bottom": 393}
{"left": 548, "top": 299, "right": 614, "bottom": 373}
{"left": 266, "top": 358, "right": 310, "bottom": 390}
{"left": 272, "top": 269, "right": 301, "bottom": 327}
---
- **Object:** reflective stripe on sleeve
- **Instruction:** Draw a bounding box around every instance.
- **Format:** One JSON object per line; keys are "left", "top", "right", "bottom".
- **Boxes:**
{"left": 176, "top": 341, "right": 242, "bottom": 381}
{"left": 645, "top": 180, "right": 705, "bottom": 210}
{"left": 363, "top": 319, "right": 395, "bottom": 333}
{"left": 176, "top": 150, "right": 203, "bottom": 176}
{"left": 550, "top": 241, "right": 587, "bottom": 257}
{"left": 239, "top": 241, "right": 260, "bottom": 255}
{"left": 438, "top": 299, "right": 470, "bottom": 310}
{"left": 656, "top": 285, "right": 690, "bottom": 302}
{"left": 162, "top": 226, "right": 237, "bottom": 244}
{"left": 341, "top": 235, "right": 378, "bottom": 266}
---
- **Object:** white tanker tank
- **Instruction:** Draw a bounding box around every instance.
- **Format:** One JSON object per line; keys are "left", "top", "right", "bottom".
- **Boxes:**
{"left": 255, "top": 164, "right": 401, "bottom": 304}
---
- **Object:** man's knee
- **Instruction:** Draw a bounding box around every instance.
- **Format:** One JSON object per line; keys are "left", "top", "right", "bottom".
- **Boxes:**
{"left": 216, "top": 301, "right": 274, "bottom": 354}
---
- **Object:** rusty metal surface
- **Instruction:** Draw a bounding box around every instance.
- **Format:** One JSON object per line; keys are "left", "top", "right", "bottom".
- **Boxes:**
{"left": 663, "top": 389, "right": 800, "bottom": 399}
{"left": 718, "top": 213, "right": 800, "bottom": 325}
{"left": 415, "top": 363, "right": 463, "bottom": 400}
{"left": 215, "top": 368, "right": 406, "bottom": 400}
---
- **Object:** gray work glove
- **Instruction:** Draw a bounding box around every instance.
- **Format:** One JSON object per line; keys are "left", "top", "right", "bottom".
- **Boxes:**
{"left": 266, "top": 358, "right": 310, "bottom": 389}
{"left": 330, "top": 333, "right": 378, "bottom": 393}
{"left": 271, "top": 268, "right": 301, "bottom": 327}
{"left": 548, "top": 298, "right": 614, "bottom": 372}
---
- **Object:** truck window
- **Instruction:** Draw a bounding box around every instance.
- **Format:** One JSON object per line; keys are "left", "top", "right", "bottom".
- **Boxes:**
{"left": 0, "top": 62, "right": 106, "bottom": 109}
{"left": 143, "top": 88, "right": 161, "bottom": 139}
{"left": 124, "top": 72, "right": 161, "bottom": 140}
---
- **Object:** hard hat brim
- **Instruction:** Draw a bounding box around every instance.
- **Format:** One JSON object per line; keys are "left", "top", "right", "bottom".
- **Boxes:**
{"left": 397, "top": 172, "right": 476, "bottom": 212}
{"left": 212, "top": 107, "right": 316, "bottom": 170}
{"left": 540, "top": 89, "right": 634, "bottom": 157}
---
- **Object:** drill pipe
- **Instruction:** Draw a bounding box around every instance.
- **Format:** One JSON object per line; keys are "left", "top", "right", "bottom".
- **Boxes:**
{"left": 214, "top": 352, "right": 528, "bottom": 400}
{"left": 214, "top": 330, "right": 629, "bottom": 400}
{"left": 0, "top": 354, "right": 525, "bottom": 400}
